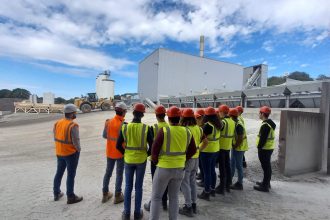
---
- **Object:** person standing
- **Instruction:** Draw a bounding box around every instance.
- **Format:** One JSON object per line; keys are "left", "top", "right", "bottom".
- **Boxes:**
{"left": 229, "top": 108, "right": 248, "bottom": 190}
{"left": 254, "top": 106, "right": 276, "bottom": 193}
{"left": 150, "top": 106, "right": 196, "bottom": 220}
{"left": 179, "top": 108, "right": 206, "bottom": 217}
{"left": 101, "top": 102, "right": 127, "bottom": 204}
{"left": 216, "top": 104, "right": 235, "bottom": 195}
{"left": 236, "top": 106, "right": 248, "bottom": 168}
{"left": 198, "top": 107, "right": 221, "bottom": 201}
{"left": 195, "top": 109, "right": 205, "bottom": 185}
{"left": 144, "top": 105, "right": 169, "bottom": 212}
{"left": 116, "top": 103, "right": 153, "bottom": 220}
{"left": 53, "top": 104, "right": 83, "bottom": 204}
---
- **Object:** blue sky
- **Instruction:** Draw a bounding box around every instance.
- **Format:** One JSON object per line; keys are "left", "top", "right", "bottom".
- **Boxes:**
{"left": 0, "top": 0, "right": 329, "bottom": 99}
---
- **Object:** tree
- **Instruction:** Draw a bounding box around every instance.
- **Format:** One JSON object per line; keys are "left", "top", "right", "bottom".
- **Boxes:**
{"left": 0, "top": 89, "right": 12, "bottom": 98}
{"left": 316, "top": 74, "right": 330, "bottom": 80}
{"left": 11, "top": 88, "right": 31, "bottom": 99}
{"left": 55, "top": 97, "right": 66, "bottom": 104}
{"left": 267, "top": 76, "right": 285, "bottom": 86}
{"left": 114, "top": 94, "right": 121, "bottom": 100}
{"left": 288, "top": 71, "right": 313, "bottom": 81}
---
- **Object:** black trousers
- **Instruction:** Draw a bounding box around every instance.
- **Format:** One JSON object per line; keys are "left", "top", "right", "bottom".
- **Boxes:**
{"left": 218, "top": 150, "right": 231, "bottom": 190}
{"left": 258, "top": 149, "right": 273, "bottom": 186}
{"left": 151, "top": 162, "right": 168, "bottom": 202}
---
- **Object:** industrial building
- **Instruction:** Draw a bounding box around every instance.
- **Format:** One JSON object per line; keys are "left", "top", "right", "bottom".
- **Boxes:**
{"left": 138, "top": 48, "right": 267, "bottom": 102}
{"left": 96, "top": 71, "right": 114, "bottom": 100}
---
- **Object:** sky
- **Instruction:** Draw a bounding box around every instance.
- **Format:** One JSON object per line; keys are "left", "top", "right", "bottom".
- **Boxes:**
{"left": 0, "top": 0, "right": 329, "bottom": 99}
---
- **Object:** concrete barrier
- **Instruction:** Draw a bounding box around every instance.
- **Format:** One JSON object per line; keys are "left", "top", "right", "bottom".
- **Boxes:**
{"left": 278, "top": 110, "right": 324, "bottom": 176}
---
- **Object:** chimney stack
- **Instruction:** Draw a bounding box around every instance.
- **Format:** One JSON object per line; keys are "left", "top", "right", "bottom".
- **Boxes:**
{"left": 199, "top": 35, "right": 204, "bottom": 58}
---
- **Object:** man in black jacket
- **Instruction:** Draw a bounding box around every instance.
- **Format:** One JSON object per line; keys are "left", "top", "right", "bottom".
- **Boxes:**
{"left": 254, "top": 106, "right": 276, "bottom": 192}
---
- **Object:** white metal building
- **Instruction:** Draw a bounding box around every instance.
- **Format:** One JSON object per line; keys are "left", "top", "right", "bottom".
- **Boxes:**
{"left": 138, "top": 48, "right": 266, "bottom": 102}
{"left": 96, "top": 71, "right": 114, "bottom": 100}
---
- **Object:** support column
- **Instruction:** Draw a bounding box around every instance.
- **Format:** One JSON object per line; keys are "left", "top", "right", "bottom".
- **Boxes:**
{"left": 320, "top": 82, "right": 330, "bottom": 174}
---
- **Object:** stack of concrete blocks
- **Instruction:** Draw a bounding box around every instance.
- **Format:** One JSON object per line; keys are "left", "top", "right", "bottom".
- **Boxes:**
{"left": 43, "top": 92, "right": 55, "bottom": 105}
{"left": 279, "top": 82, "right": 330, "bottom": 176}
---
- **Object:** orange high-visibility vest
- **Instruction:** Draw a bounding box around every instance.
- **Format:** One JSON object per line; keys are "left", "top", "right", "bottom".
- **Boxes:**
{"left": 54, "top": 118, "right": 78, "bottom": 156}
{"left": 106, "top": 115, "right": 125, "bottom": 159}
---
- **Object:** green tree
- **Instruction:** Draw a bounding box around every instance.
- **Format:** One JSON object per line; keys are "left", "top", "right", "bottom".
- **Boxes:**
{"left": 316, "top": 74, "right": 330, "bottom": 80}
{"left": 267, "top": 76, "right": 285, "bottom": 86}
{"left": 0, "top": 89, "right": 12, "bottom": 98}
{"left": 55, "top": 97, "right": 66, "bottom": 104}
{"left": 288, "top": 71, "right": 313, "bottom": 81}
{"left": 11, "top": 88, "right": 31, "bottom": 99}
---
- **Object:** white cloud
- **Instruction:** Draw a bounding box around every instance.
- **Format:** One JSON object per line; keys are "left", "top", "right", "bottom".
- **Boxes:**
{"left": 113, "top": 71, "right": 137, "bottom": 78}
{"left": 219, "top": 50, "right": 236, "bottom": 58}
{"left": 269, "top": 66, "right": 277, "bottom": 70}
{"left": 0, "top": 0, "right": 329, "bottom": 72}
{"left": 262, "top": 41, "right": 274, "bottom": 52}
{"left": 300, "top": 63, "right": 309, "bottom": 68}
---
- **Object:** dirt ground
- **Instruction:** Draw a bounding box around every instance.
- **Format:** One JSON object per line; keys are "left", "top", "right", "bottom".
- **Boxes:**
{"left": 1, "top": 111, "right": 330, "bottom": 220}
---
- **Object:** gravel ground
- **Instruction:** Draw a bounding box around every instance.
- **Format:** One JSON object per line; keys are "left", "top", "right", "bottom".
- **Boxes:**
{"left": 0, "top": 111, "right": 330, "bottom": 220}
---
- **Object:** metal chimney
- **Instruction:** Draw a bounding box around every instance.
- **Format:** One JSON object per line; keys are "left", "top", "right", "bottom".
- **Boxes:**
{"left": 199, "top": 35, "right": 204, "bottom": 57}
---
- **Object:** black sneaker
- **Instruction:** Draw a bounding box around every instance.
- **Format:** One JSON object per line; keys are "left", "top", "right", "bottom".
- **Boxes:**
{"left": 122, "top": 211, "right": 130, "bottom": 220}
{"left": 192, "top": 203, "right": 197, "bottom": 214}
{"left": 134, "top": 210, "right": 143, "bottom": 220}
{"left": 197, "top": 191, "right": 210, "bottom": 201}
{"left": 256, "top": 181, "right": 271, "bottom": 189}
{"left": 215, "top": 185, "right": 224, "bottom": 195}
{"left": 179, "top": 204, "right": 193, "bottom": 217}
{"left": 254, "top": 185, "right": 269, "bottom": 192}
{"left": 54, "top": 192, "right": 64, "bottom": 201}
{"left": 210, "top": 189, "right": 216, "bottom": 197}
{"left": 144, "top": 201, "right": 151, "bottom": 212}
{"left": 230, "top": 182, "right": 243, "bottom": 190}
{"left": 162, "top": 200, "right": 168, "bottom": 211}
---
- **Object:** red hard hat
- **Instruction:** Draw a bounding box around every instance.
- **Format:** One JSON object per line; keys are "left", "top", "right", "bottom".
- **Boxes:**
{"left": 260, "top": 106, "right": 271, "bottom": 114}
{"left": 167, "top": 106, "right": 181, "bottom": 117}
{"left": 215, "top": 109, "right": 219, "bottom": 114}
{"left": 182, "top": 108, "right": 194, "bottom": 118}
{"left": 133, "top": 103, "right": 145, "bottom": 113}
{"left": 236, "top": 106, "right": 244, "bottom": 113}
{"left": 155, "top": 105, "right": 166, "bottom": 115}
{"left": 194, "top": 108, "right": 205, "bottom": 118}
{"left": 204, "top": 106, "right": 216, "bottom": 116}
{"left": 219, "top": 104, "right": 229, "bottom": 114}
{"left": 229, "top": 108, "right": 239, "bottom": 117}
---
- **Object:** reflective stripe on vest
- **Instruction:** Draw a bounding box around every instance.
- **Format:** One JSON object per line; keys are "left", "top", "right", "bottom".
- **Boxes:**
{"left": 157, "top": 126, "right": 191, "bottom": 168}
{"left": 123, "top": 124, "right": 147, "bottom": 150}
{"left": 201, "top": 122, "right": 220, "bottom": 153}
{"left": 54, "top": 122, "right": 74, "bottom": 144}
{"left": 160, "top": 127, "right": 190, "bottom": 156}
{"left": 187, "top": 125, "right": 203, "bottom": 158}
{"left": 233, "top": 120, "right": 249, "bottom": 151}
{"left": 54, "top": 119, "right": 77, "bottom": 156}
{"left": 220, "top": 118, "right": 235, "bottom": 150}
{"left": 256, "top": 122, "right": 275, "bottom": 150}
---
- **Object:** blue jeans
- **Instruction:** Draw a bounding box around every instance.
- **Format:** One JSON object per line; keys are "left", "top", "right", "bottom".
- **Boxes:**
{"left": 231, "top": 150, "right": 245, "bottom": 184}
{"left": 53, "top": 152, "right": 80, "bottom": 197}
{"left": 124, "top": 162, "right": 147, "bottom": 215}
{"left": 200, "top": 152, "right": 218, "bottom": 193}
{"left": 102, "top": 158, "right": 124, "bottom": 193}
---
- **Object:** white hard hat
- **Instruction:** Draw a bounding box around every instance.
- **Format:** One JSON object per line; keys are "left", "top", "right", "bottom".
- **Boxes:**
{"left": 64, "top": 104, "right": 77, "bottom": 113}
{"left": 115, "top": 102, "right": 127, "bottom": 111}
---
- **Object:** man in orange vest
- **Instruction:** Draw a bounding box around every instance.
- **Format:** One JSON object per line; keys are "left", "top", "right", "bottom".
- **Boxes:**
{"left": 101, "top": 102, "right": 127, "bottom": 204}
{"left": 53, "top": 104, "right": 83, "bottom": 204}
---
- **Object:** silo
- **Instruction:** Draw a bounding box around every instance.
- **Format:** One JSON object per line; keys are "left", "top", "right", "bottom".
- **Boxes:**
{"left": 43, "top": 92, "right": 55, "bottom": 104}
{"left": 96, "top": 71, "right": 115, "bottom": 100}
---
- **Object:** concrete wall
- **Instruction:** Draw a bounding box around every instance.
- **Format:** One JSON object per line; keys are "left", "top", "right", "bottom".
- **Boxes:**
{"left": 278, "top": 110, "right": 324, "bottom": 176}
{"left": 0, "top": 98, "right": 24, "bottom": 112}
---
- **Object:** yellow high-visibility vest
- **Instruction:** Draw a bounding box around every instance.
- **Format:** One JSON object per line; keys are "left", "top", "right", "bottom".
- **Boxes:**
{"left": 233, "top": 120, "right": 248, "bottom": 151}
{"left": 187, "top": 125, "right": 203, "bottom": 158}
{"left": 220, "top": 117, "right": 235, "bottom": 150}
{"left": 201, "top": 122, "right": 220, "bottom": 153}
{"left": 256, "top": 122, "right": 275, "bottom": 150}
